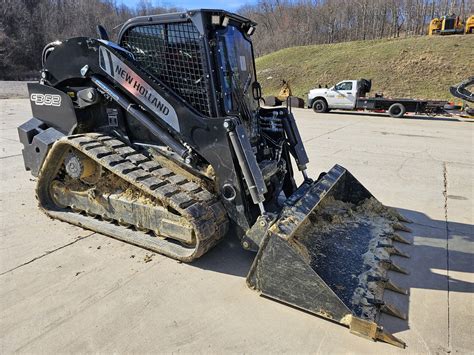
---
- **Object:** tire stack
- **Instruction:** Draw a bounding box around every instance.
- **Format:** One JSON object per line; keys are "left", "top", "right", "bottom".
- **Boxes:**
{"left": 263, "top": 96, "right": 305, "bottom": 108}
{"left": 263, "top": 96, "right": 282, "bottom": 106}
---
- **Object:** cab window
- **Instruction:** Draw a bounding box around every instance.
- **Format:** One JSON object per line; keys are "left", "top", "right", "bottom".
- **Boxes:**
{"left": 335, "top": 82, "right": 353, "bottom": 91}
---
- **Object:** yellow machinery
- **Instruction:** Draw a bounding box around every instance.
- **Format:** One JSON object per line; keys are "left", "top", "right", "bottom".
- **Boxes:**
{"left": 277, "top": 80, "right": 305, "bottom": 107}
{"left": 263, "top": 80, "right": 304, "bottom": 108}
{"left": 465, "top": 15, "right": 474, "bottom": 34}
{"left": 277, "top": 80, "right": 292, "bottom": 101}
{"left": 428, "top": 14, "right": 467, "bottom": 35}
{"left": 428, "top": 17, "right": 442, "bottom": 35}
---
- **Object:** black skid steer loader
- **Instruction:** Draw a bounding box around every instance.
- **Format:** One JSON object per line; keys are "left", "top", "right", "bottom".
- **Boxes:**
{"left": 18, "top": 9, "right": 412, "bottom": 347}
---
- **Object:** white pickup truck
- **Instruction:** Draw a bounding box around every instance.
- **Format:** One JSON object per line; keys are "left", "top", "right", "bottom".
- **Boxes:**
{"left": 307, "top": 79, "right": 447, "bottom": 118}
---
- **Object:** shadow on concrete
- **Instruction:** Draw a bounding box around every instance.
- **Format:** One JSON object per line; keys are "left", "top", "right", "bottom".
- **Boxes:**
{"left": 329, "top": 110, "right": 463, "bottom": 122}
{"left": 381, "top": 207, "right": 473, "bottom": 335}
{"left": 191, "top": 207, "right": 473, "bottom": 336}
{"left": 192, "top": 233, "right": 255, "bottom": 278}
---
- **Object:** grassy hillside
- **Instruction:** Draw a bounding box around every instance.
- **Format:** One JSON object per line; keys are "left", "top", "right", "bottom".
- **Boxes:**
{"left": 256, "top": 35, "right": 473, "bottom": 102}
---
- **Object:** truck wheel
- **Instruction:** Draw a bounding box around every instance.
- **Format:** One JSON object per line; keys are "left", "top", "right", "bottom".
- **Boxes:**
{"left": 312, "top": 99, "right": 329, "bottom": 113}
{"left": 388, "top": 103, "right": 406, "bottom": 118}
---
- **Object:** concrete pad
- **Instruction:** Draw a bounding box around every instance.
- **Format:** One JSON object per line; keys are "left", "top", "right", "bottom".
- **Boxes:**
{"left": 0, "top": 99, "right": 30, "bottom": 131}
{"left": 0, "top": 98, "right": 30, "bottom": 160}
{"left": 0, "top": 82, "right": 29, "bottom": 99}
{"left": 444, "top": 162, "right": 474, "bottom": 352}
{"left": 0, "top": 102, "right": 94, "bottom": 274}
{"left": 0, "top": 156, "right": 94, "bottom": 274}
{"left": 0, "top": 100, "right": 473, "bottom": 353}
{"left": 0, "top": 138, "right": 22, "bottom": 159}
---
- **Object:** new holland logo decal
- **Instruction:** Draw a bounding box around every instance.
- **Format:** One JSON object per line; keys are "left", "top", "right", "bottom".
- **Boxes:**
{"left": 98, "top": 46, "right": 180, "bottom": 132}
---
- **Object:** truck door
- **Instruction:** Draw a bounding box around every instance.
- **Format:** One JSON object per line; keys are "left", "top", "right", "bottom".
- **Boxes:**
{"left": 332, "top": 81, "right": 356, "bottom": 109}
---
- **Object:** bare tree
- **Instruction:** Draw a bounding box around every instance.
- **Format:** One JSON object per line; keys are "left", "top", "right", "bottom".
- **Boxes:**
{"left": 241, "top": 0, "right": 469, "bottom": 56}
{"left": 0, "top": 0, "right": 182, "bottom": 79}
{"left": 1, "top": 0, "right": 471, "bottom": 78}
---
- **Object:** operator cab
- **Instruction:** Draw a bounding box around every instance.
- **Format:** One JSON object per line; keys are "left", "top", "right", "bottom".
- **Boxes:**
{"left": 118, "top": 9, "right": 260, "bottom": 121}
{"left": 117, "top": 9, "right": 306, "bottom": 215}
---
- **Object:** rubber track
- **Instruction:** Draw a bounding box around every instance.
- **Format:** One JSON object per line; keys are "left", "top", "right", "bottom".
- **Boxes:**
{"left": 36, "top": 133, "right": 229, "bottom": 262}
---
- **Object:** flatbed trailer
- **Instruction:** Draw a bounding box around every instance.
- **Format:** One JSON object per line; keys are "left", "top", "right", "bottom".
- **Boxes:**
{"left": 307, "top": 79, "right": 448, "bottom": 118}
{"left": 355, "top": 97, "right": 448, "bottom": 117}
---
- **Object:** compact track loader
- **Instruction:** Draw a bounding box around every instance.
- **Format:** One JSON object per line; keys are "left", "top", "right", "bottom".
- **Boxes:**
{"left": 18, "top": 10, "right": 412, "bottom": 347}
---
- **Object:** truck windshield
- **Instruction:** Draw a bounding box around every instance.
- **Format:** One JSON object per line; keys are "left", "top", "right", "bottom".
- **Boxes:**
{"left": 217, "top": 25, "right": 257, "bottom": 117}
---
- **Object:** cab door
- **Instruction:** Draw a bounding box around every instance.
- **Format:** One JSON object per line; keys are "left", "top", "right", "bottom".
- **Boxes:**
{"left": 331, "top": 81, "right": 356, "bottom": 109}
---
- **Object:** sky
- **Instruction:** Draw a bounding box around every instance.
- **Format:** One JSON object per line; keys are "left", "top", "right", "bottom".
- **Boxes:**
{"left": 121, "top": 0, "right": 255, "bottom": 12}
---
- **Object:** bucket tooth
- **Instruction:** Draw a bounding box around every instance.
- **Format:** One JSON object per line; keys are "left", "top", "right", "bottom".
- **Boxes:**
{"left": 385, "top": 279, "right": 408, "bottom": 295}
{"left": 397, "top": 214, "right": 413, "bottom": 224}
{"left": 381, "top": 302, "right": 407, "bottom": 320}
{"left": 367, "top": 299, "right": 407, "bottom": 320}
{"left": 393, "top": 246, "right": 409, "bottom": 258}
{"left": 349, "top": 317, "right": 406, "bottom": 348}
{"left": 375, "top": 327, "right": 407, "bottom": 348}
{"left": 392, "top": 222, "right": 412, "bottom": 233}
{"left": 387, "top": 208, "right": 413, "bottom": 223}
{"left": 382, "top": 260, "right": 409, "bottom": 275}
{"left": 368, "top": 276, "right": 408, "bottom": 295}
{"left": 391, "top": 233, "right": 412, "bottom": 245}
{"left": 385, "top": 245, "right": 410, "bottom": 258}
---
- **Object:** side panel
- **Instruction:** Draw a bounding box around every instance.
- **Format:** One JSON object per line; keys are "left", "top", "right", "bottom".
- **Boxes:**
{"left": 355, "top": 99, "right": 431, "bottom": 113}
{"left": 331, "top": 81, "right": 357, "bottom": 109}
{"left": 98, "top": 46, "right": 180, "bottom": 132}
{"left": 325, "top": 87, "right": 339, "bottom": 107}
{"left": 355, "top": 98, "right": 378, "bottom": 110}
{"left": 27, "top": 83, "right": 77, "bottom": 134}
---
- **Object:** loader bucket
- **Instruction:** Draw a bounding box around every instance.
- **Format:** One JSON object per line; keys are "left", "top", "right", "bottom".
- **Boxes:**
{"left": 247, "top": 165, "right": 411, "bottom": 347}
